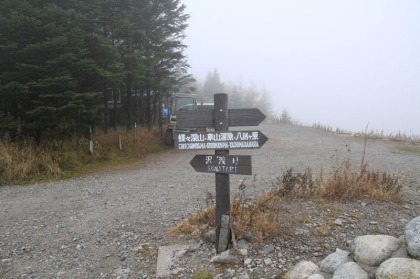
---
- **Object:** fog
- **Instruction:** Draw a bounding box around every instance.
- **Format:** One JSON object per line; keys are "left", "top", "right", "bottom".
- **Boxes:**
{"left": 181, "top": 0, "right": 420, "bottom": 135}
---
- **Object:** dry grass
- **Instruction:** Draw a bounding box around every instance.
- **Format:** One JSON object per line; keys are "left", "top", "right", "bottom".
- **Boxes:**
{"left": 0, "top": 126, "right": 167, "bottom": 185}
{"left": 274, "top": 163, "right": 401, "bottom": 202}
{"left": 169, "top": 144, "right": 402, "bottom": 244}
{"left": 168, "top": 220, "right": 197, "bottom": 236}
{"left": 170, "top": 189, "right": 283, "bottom": 243}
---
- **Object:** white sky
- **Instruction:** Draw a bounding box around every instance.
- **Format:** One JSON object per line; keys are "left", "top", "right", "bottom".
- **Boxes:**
{"left": 181, "top": 0, "right": 420, "bottom": 135}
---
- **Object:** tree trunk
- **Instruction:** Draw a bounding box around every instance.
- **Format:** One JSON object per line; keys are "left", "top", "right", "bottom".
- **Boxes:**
{"left": 112, "top": 86, "right": 118, "bottom": 129}
{"left": 146, "top": 90, "right": 151, "bottom": 130}
{"left": 125, "top": 79, "right": 132, "bottom": 131}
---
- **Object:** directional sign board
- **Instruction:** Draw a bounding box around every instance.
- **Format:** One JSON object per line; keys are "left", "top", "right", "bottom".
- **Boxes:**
{"left": 176, "top": 108, "right": 266, "bottom": 129}
{"left": 190, "top": 155, "right": 252, "bottom": 175}
{"left": 174, "top": 130, "right": 268, "bottom": 151}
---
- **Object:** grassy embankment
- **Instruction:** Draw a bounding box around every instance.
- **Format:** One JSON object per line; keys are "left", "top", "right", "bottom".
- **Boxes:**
{"left": 311, "top": 122, "right": 420, "bottom": 154}
{"left": 0, "top": 127, "right": 169, "bottom": 185}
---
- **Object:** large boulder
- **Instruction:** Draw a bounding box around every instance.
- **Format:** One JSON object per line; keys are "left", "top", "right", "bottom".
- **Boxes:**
{"left": 283, "top": 261, "right": 320, "bottom": 279}
{"left": 376, "top": 257, "right": 420, "bottom": 279}
{"left": 405, "top": 215, "right": 420, "bottom": 259}
{"left": 350, "top": 235, "right": 400, "bottom": 266}
{"left": 332, "top": 262, "right": 368, "bottom": 279}
{"left": 320, "top": 248, "right": 353, "bottom": 274}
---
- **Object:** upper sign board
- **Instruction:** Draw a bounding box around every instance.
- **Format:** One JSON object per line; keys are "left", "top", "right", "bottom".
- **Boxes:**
{"left": 176, "top": 108, "right": 266, "bottom": 129}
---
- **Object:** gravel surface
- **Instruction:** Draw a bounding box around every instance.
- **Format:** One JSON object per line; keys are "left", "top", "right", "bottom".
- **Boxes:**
{"left": 1, "top": 124, "right": 419, "bottom": 278}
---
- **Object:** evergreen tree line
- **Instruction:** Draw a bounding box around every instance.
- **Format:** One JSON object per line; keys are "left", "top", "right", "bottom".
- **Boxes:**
{"left": 195, "top": 69, "right": 273, "bottom": 118}
{"left": 0, "top": 0, "right": 192, "bottom": 143}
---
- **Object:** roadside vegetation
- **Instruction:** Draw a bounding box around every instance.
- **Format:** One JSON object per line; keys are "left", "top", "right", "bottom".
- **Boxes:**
{"left": 169, "top": 141, "right": 402, "bottom": 243}
{"left": 310, "top": 122, "right": 420, "bottom": 149}
{"left": 0, "top": 127, "right": 168, "bottom": 185}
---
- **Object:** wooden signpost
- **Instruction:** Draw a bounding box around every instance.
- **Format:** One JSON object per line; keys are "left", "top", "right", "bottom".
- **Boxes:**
{"left": 175, "top": 93, "right": 267, "bottom": 253}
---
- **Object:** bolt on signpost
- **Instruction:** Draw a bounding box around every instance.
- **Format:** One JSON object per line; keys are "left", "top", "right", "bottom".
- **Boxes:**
{"left": 174, "top": 93, "right": 267, "bottom": 253}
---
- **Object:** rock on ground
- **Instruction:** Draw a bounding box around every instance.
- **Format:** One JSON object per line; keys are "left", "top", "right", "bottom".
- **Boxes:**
{"left": 320, "top": 248, "right": 353, "bottom": 274}
{"left": 283, "top": 260, "right": 320, "bottom": 279}
{"left": 350, "top": 235, "right": 401, "bottom": 266}
{"left": 332, "top": 262, "right": 368, "bottom": 279}
{"left": 376, "top": 257, "right": 420, "bottom": 279}
{"left": 405, "top": 215, "right": 420, "bottom": 259}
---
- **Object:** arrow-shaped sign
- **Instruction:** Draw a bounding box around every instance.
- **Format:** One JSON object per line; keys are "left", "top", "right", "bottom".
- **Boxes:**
{"left": 174, "top": 130, "right": 268, "bottom": 151}
{"left": 190, "top": 155, "right": 252, "bottom": 175}
{"left": 176, "top": 108, "right": 266, "bottom": 129}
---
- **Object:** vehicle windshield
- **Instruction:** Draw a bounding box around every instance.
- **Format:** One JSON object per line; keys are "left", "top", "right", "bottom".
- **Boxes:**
{"left": 172, "top": 97, "right": 196, "bottom": 113}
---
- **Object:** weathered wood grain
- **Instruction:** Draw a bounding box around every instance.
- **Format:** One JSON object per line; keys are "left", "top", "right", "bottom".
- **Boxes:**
{"left": 176, "top": 108, "right": 266, "bottom": 128}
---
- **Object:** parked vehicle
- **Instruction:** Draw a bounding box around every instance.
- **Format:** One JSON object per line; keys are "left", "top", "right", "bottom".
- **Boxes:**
{"left": 164, "top": 93, "right": 213, "bottom": 145}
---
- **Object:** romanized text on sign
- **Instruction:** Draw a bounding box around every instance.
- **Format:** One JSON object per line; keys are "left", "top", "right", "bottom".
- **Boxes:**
{"left": 190, "top": 155, "right": 252, "bottom": 175}
{"left": 174, "top": 130, "right": 268, "bottom": 151}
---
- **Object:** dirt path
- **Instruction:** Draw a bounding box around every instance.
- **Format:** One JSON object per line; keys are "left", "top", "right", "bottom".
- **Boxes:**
{"left": 1, "top": 124, "right": 419, "bottom": 278}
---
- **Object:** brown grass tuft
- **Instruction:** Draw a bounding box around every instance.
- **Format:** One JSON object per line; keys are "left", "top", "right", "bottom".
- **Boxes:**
{"left": 168, "top": 220, "right": 198, "bottom": 237}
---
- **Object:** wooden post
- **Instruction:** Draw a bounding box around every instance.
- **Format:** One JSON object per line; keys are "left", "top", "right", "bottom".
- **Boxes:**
{"left": 89, "top": 125, "right": 94, "bottom": 154}
{"left": 214, "top": 93, "right": 231, "bottom": 253}
{"left": 134, "top": 122, "right": 137, "bottom": 143}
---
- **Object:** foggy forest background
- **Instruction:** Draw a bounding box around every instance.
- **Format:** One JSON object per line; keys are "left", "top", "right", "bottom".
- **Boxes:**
{"left": 0, "top": 0, "right": 275, "bottom": 144}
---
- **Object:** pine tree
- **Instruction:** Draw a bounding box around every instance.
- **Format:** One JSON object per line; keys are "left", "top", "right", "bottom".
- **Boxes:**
{"left": 0, "top": 0, "right": 191, "bottom": 141}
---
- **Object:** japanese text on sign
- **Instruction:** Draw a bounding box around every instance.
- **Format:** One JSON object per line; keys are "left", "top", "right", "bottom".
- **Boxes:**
{"left": 178, "top": 131, "right": 259, "bottom": 143}
{"left": 205, "top": 155, "right": 239, "bottom": 174}
{"left": 175, "top": 130, "right": 266, "bottom": 150}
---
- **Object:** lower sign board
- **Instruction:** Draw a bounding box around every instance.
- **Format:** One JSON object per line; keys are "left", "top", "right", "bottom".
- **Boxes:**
{"left": 190, "top": 155, "right": 252, "bottom": 175}
{"left": 174, "top": 130, "right": 268, "bottom": 151}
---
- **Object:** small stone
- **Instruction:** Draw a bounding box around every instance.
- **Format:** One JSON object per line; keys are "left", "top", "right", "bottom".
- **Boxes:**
{"left": 334, "top": 219, "right": 343, "bottom": 226}
{"left": 262, "top": 244, "right": 275, "bottom": 254}
{"left": 244, "top": 232, "right": 253, "bottom": 243}
{"left": 211, "top": 250, "right": 241, "bottom": 265}
{"left": 21, "top": 246, "right": 31, "bottom": 252}
{"left": 205, "top": 230, "right": 216, "bottom": 243}
{"left": 370, "top": 221, "right": 378, "bottom": 225}
{"left": 1, "top": 259, "right": 12, "bottom": 264}
{"left": 237, "top": 239, "right": 251, "bottom": 249}
{"left": 264, "top": 258, "right": 273, "bottom": 266}
{"left": 244, "top": 258, "right": 252, "bottom": 265}
{"left": 240, "top": 249, "right": 248, "bottom": 256}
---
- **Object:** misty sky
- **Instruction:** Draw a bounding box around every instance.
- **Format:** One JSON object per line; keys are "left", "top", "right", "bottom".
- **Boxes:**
{"left": 181, "top": 0, "right": 420, "bottom": 135}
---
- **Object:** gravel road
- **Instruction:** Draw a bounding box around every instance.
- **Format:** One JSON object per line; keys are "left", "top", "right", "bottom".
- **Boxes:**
{"left": 1, "top": 124, "right": 419, "bottom": 278}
